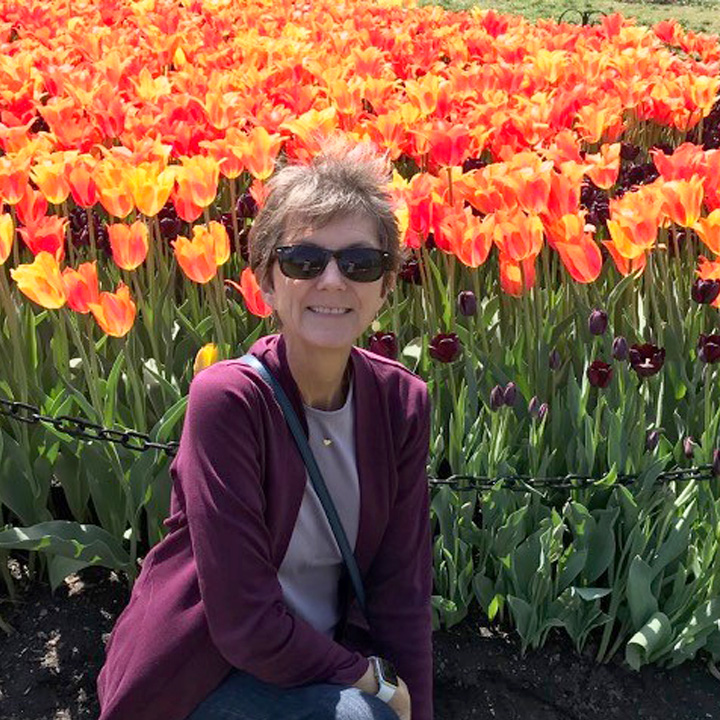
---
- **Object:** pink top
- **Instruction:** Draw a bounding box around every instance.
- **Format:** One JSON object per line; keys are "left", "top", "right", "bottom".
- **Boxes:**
{"left": 97, "top": 333, "right": 433, "bottom": 720}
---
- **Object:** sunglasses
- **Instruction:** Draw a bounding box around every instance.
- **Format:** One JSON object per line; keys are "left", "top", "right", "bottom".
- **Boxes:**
{"left": 274, "top": 244, "right": 393, "bottom": 283}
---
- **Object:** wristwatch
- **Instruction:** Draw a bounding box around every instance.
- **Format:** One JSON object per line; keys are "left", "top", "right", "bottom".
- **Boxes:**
{"left": 368, "top": 655, "right": 399, "bottom": 703}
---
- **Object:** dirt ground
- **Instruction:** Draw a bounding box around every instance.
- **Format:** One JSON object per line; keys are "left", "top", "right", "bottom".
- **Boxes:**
{"left": 0, "top": 557, "right": 718, "bottom": 720}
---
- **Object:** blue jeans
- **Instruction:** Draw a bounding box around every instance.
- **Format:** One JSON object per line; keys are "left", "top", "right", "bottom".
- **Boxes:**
{"left": 186, "top": 668, "right": 400, "bottom": 720}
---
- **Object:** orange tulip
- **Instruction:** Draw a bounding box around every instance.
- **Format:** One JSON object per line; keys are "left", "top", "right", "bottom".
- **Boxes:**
{"left": 652, "top": 142, "right": 706, "bottom": 182}
{"left": 549, "top": 214, "right": 603, "bottom": 282}
{"left": 0, "top": 213, "right": 14, "bottom": 265}
{"left": 225, "top": 267, "right": 272, "bottom": 317}
{"left": 88, "top": 282, "right": 136, "bottom": 337}
{"left": 207, "top": 221, "right": 230, "bottom": 265}
{"left": 694, "top": 210, "right": 720, "bottom": 256}
{"left": 416, "top": 120, "right": 471, "bottom": 169}
{"left": 606, "top": 186, "right": 663, "bottom": 258}
{"left": 201, "top": 133, "right": 245, "bottom": 179}
{"left": 10, "top": 251, "right": 67, "bottom": 309}
{"left": 94, "top": 161, "right": 134, "bottom": 219}
{"left": 177, "top": 155, "right": 220, "bottom": 208}
{"left": 438, "top": 207, "right": 493, "bottom": 268}
{"left": 585, "top": 143, "right": 621, "bottom": 190}
{"left": 172, "top": 227, "right": 218, "bottom": 284}
{"left": 0, "top": 155, "right": 29, "bottom": 205}
{"left": 242, "top": 126, "right": 284, "bottom": 181}
{"left": 17, "top": 215, "right": 67, "bottom": 261}
{"left": 171, "top": 178, "right": 205, "bottom": 223}
{"left": 62, "top": 262, "right": 100, "bottom": 314}
{"left": 492, "top": 209, "right": 544, "bottom": 263}
{"left": 128, "top": 163, "right": 176, "bottom": 217}
{"left": 544, "top": 166, "right": 583, "bottom": 221}
{"left": 659, "top": 176, "right": 704, "bottom": 228}
{"left": 67, "top": 158, "right": 99, "bottom": 209}
{"left": 602, "top": 240, "right": 647, "bottom": 276}
{"left": 107, "top": 220, "right": 149, "bottom": 271}
{"left": 702, "top": 149, "right": 720, "bottom": 212}
{"left": 366, "top": 111, "right": 407, "bottom": 161}
{"left": 281, "top": 107, "right": 337, "bottom": 163}
{"left": 499, "top": 253, "right": 536, "bottom": 296}
{"left": 15, "top": 186, "right": 48, "bottom": 227}
{"left": 31, "top": 158, "right": 71, "bottom": 205}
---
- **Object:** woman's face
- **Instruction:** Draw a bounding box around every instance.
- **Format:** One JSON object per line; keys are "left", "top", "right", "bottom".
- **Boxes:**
{"left": 260, "top": 213, "right": 396, "bottom": 353}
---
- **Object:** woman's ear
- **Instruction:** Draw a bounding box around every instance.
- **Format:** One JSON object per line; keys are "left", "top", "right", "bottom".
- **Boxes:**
{"left": 259, "top": 269, "right": 276, "bottom": 309}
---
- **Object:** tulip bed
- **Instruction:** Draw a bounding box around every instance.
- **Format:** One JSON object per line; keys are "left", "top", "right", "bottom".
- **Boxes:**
{"left": 1, "top": 0, "right": 720, "bottom": 676}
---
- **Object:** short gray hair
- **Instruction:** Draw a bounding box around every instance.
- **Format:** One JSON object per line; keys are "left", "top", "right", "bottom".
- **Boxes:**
{"left": 248, "top": 140, "right": 407, "bottom": 328}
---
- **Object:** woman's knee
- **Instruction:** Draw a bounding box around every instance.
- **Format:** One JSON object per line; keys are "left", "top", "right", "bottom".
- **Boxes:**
{"left": 333, "top": 687, "right": 399, "bottom": 720}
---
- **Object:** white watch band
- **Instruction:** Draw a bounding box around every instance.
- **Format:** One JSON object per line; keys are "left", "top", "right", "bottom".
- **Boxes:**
{"left": 370, "top": 656, "right": 397, "bottom": 703}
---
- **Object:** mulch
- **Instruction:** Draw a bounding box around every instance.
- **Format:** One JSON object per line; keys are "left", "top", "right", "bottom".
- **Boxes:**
{"left": 1, "top": 558, "right": 718, "bottom": 720}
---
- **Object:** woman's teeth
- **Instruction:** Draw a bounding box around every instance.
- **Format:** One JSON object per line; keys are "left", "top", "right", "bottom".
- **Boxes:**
{"left": 309, "top": 306, "right": 351, "bottom": 314}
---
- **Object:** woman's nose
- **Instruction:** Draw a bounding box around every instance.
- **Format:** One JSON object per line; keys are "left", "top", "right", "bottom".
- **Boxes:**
{"left": 315, "top": 256, "right": 347, "bottom": 287}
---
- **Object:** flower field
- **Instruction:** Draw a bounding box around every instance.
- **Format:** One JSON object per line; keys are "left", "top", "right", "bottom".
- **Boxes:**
{"left": 1, "top": 0, "right": 720, "bottom": 675}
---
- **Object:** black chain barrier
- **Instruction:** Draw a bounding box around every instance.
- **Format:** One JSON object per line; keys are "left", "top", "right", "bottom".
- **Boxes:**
{"left": 1, "top": 396, "right": 716, "bottom": 492}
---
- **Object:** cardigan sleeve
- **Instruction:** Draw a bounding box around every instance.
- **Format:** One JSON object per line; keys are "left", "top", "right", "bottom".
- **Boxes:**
{"left": 171, "top": 364, "right": 370, "bottom": 688}
{"left": 364, "top": 382, "right": 434, "bottom": 720}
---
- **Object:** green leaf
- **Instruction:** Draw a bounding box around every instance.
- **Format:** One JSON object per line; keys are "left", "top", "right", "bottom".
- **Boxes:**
{"left": 584, "top": 507, "right": 618, "bottom": 583}
{"left": 627, "top": 556, "right": 658, "bottom": 630}
{"left": 0, "top": 520, "right": 131, "bottom": 572}
{"left": 402, "top": 337, "right": 423, "bottom": 362}
{"left": 626, "top": 612, "right": 672, "bottom": 671}
{"left": 573, "top": 587, "right": 612, "bottom": 602}
{"left": 47, "top": 555, "right": 96, "bottom": 593}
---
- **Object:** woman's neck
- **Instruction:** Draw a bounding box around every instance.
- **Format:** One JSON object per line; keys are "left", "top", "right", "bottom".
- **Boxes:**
{"left": 284, "top": 337, "right": 353, "bottom": 411}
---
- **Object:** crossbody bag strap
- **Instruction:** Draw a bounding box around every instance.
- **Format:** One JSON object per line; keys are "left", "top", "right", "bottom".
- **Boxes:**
{"left": 239, "top": 354, "right": 368, "bottom": 618}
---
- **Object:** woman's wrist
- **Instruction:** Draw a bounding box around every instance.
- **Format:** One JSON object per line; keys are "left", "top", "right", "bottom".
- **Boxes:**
{"left": 352, "top": 658, "right": 379, "bottom": 695}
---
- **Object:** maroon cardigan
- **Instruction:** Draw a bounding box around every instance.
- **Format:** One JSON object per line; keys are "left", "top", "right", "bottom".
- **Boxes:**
{"left": 97, "top": 333, "right": 434, "bottom": 720}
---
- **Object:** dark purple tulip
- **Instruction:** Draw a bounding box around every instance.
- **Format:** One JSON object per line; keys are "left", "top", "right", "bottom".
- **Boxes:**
{"left": 629, "top": 343, "right": 665, "bottom": 378}
{"left": 691, "top": 279, "right": 720, "bottom": 305}
{"left": 236, "top": 190, "right": 258, "bottom": 219}
{"left": 645, "top": 429, "right": 661, "bottom": 452}
{"left": 489, "top": 385, "right": 504, "bottom": 411}
{"left": 368, "top": 332, "right": 398, "bottom": 360}
{"left": 429, "top": 333, "right": 461, "bottom": 363}
{"left": 587, "top": 360, "right": 613, "bottom": 389}
{"left": 620, "top": 142, "right": 640, "bottom": 162}
{"left": 528, "top": 395, "right": 540, "bottom": 416}
{"left": 713, "top": 449, "right": 720, "bottom": 478}
{"left": 462, "top": 156, "right": 487, "bottom": 173}
{"left": 698, "top": 334, "right": 720, "bottom": 364}
{"left": 589, "top": 309, "right": 608, "bottom": 336}
{"left": 683, "top": 436, "right": 697, "bottom": 459}
{"left": 503, "top": 382, "right": 517, "bottom": 407}
{"left": 612, "top": 336, "right": 629, "bottom": 361}
{"left": 538, "top": 403, "right": 549, "bottom": 422}
{"left": 457, "top": 290, "right": 477, "bottom": 317}
{"left": 399, "top": 257, "right": 423, "bottom": 284}
{"left": 549, "top": 349, "right": 561, "bottom": 371}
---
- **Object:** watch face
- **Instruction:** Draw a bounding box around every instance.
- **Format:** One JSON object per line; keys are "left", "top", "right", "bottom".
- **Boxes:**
{"left": 378, "top": 658, "right": 399, "bottom": 687}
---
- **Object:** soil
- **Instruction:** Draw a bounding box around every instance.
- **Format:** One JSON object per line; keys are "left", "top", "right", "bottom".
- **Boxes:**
{"left": 0, "top": 557, "right": 718, "bottom": 720}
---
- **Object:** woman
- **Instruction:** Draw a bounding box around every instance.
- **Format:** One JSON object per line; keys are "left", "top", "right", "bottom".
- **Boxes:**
{"left": 97, "top": 142, "right": 433, "bottom": 720}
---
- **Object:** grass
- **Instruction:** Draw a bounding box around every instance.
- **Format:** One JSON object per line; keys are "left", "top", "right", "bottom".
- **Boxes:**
{"left": 432, "top": 0, "right": 720, "bottom": 35}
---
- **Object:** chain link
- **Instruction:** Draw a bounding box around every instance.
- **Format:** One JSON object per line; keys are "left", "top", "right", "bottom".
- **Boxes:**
{"left": 0, "top": 397, "right": 179, "bottom": 457}
{"left": 1, "top": 396, "right": 715, "bottom": 490}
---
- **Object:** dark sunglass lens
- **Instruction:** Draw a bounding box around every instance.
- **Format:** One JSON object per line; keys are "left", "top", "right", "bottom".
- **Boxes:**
{"left": 279, "top": 245, "right": 327, "bottom": 278}
{"left": 338, "top": 248, "right": 385, "bottom": 282}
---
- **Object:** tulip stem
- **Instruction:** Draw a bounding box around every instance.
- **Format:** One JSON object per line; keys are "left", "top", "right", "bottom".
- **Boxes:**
{"left": 85, "top": 208, "right": 97, "bottom": 261}
{"left": 0, "top": 265, "right": 29, "bottom": 403}
{"left": 229, "top": 179, "right": 240, "bottom": 260}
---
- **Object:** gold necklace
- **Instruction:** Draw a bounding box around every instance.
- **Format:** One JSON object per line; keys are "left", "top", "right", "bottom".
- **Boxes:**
{"left": 321, "top": 366, "right": 352, "bottom": 446}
